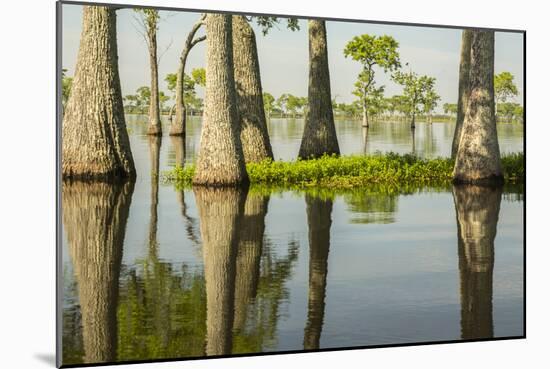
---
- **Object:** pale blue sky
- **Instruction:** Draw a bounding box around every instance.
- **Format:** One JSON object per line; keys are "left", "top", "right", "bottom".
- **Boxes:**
{"left": 62, "top": 4, "right": 524, "bottom": 113}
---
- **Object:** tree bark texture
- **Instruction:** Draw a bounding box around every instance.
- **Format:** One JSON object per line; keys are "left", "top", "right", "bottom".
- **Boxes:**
{"left": 63, "top": 179, "right": 134, "bottom": 363}
{"left": 298, "top": 20, "right": 340, "bottom": 159}
{"left": 232, "top": 16, "right": 274, "bottom": 163}
{"left": 453, "top": 184, "right": 501, "bottom": 340}
{"left": 62, "top": 6, "right": 135, "bottom": 180}
{"left": 451, "top": 30, "right": 473, "bottom": 159}
{"left": 303, "top": 195, "right": 332, "bottom": 350}
{"left": 193, "top": 14, "right": 249, "bottom": 186}
{"left": 147, "top": 21, "right": 162, "bottom": 135}
{"left": 194, "top": 187, "right": 248, "bottom": 355}
{"left": 171, "top": 16, "right": 205, "bottom": 136}
{"left": 453, "top": 31, "right": 503, "bottom": 184}
{"left": 233, "top": 193, "right": 270, "bottom": 331}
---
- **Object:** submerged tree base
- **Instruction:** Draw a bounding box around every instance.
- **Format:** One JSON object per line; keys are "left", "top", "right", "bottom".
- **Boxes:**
{"left": 147, "top": 124, "right": 162, "bottom": 136}
{"left": 165, "top": 152, "right": 524, "bottom": 190}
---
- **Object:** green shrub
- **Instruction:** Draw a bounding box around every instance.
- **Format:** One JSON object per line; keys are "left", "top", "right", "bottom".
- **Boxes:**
{"left": 163, "top": 152, "right": 524, "bottom": 190}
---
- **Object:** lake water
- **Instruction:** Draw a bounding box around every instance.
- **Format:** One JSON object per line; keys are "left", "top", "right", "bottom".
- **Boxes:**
{"left": 61, "top": 117, "right": 524, "bottom": 365}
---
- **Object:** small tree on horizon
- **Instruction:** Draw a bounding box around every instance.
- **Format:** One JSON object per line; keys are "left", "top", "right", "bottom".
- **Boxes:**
{"left": 494, "top": 71, "right": 518, "bottom": 120}
{"left": 344, "top": 34, "right": 401, "bottom": 127}
{"left": 393, "top": 69, "right": 437, "bottom": 128}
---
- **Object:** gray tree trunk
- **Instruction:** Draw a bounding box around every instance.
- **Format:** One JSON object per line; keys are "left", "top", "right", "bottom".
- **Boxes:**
{"left": 451, "top": 30, "right": 473, "bottom": 159}
{"left": 453, "top": 184, "right": 501, "bottom": 339}
{"left": 148, "top": 136, "right": 161, "bottom": 257}
{"left": 362, "top": 126, "right": 368, "bottom": 155}
{"left": 147, "top": 20, "right": 162, "bottom": 135}
{"left": 63, "top": 180, "right": 134, "bottom": 363}
{"left": 233, "top": 16, "right": 274, "bottom": 163}
{"left": 194, "top": 187, "right": 247, "bottom": 355}
{"left": 453, "top": 31, "right": 503, "bottom": 185}
{"left": 233, "top": 193, "right": 269, "bottom": 332}
{"left": 193, "top": 14, "right": 249, "bottom": 186}
{"left": 303, "top": 195, "right": 332, "bottom": 350}
{"left": 170, "top": 16, "right": 205, "bottom": 136}
{"left": 298, "top": 20, "right": 340, "bottom": 159}
{"left": 362, "top": 97, "right": 369, "bottom": 128}
{"left": 62, "top": 6, "right": 135, "bottom": 180}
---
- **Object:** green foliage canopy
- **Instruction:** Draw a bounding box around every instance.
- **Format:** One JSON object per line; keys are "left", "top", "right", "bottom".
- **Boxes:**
{"left": 344, "top": 34, "right": 401, "bottom": 121}
{"left": 494, "top": 71, "right": 518, "bottom": 104}
{"left": 392, "top": 71, "right": 437, "bottom": 117}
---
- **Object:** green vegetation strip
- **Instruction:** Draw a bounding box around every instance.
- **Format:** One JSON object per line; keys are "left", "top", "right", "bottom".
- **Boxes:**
{"left": 163, "top": 152, "right": 524, "bottom": 190}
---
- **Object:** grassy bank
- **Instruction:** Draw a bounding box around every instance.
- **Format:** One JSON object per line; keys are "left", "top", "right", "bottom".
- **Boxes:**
{"left": 164, "top": 152, "right": 524, "bottom": 190}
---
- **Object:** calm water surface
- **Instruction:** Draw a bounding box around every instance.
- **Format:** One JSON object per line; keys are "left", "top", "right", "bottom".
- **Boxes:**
{"left": 61, "top": 117, "right": 524, "bottom": 365}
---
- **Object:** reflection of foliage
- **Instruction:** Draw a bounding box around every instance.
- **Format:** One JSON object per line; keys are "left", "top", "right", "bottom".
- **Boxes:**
{"left": 232, "top": 239, "right": 299, "bottom": 353}
{"left": 113, "top": 236, "right": 299, "bottom": 360}
{"left": 117, "top": 262, "right": 207, "bottom": 361}
{"left": 62, "top": 266, "right": 84, "bottom": 364}
{"left": 393, "top": 70, "right": 438, "bottom": 119}
{"left": 344, "top": 190, "right": 398, "bottom": 224}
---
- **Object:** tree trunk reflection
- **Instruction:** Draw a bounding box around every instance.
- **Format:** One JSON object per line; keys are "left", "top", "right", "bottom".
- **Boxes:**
{"left": 453, "top": 184, "right": 502, "bottom": 340}
{"left": 303, "top": 195, "right": 333, "bottom": 350}
{"left": 63, "top": 180, "right": 135, "bottom": 363}
{"left": 148, "top": 136, "right": 161, "bottom": 257}
{"left": 194, "top": 187, "right": 248, "bottom": 355}
{"left": 233, "top": 194, "right": 270, "bottom": 332}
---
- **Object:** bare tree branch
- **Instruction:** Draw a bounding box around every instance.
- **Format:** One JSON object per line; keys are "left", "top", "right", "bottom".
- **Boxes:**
{"left": 158, "top": 38, "right": 173, "bottom": 63}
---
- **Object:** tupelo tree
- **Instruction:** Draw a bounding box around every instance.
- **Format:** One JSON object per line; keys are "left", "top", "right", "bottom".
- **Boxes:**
{"left": 344, "top": 34, "right": 401, "bottom": 127}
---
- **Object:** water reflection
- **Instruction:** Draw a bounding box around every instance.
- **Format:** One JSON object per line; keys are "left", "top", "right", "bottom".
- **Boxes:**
{"left": 303, "top": 195, "right": 333, "bottom": 350}
{"left": 453, "top": 185, "right": 502, "bottom": 340}
{"left": 126, "top": 116, "right": 523, "bottom": 163}
{"left": 344, "top": 190, "right": 398, "bottom": 224}
{"left": 61, "top": 117, "right": 524, "bottom": 365}
{"left": 233, "top": 194, "right": 270, "bottom": 332}
{"left": 62, "top": 179, "right": 135, "bottom": 364}
{"left": 148, "top": 136, "right": 161, "bottom": 255}
{"left": 194, "top": 187, "right": 248, "bottom": 356}
{"left": 171, "top": 136, "right": 201, "bottom": 248}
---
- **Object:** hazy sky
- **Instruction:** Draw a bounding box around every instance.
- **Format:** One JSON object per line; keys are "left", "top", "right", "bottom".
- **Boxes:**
{"left": 62, "top": 4, "right": 524, "bottom": 113}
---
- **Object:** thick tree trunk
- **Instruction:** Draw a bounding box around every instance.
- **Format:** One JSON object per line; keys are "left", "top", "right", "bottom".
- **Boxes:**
{"left": 63, "top": 179, "right": 134, "bottom": 363}
{"left": 195, "top": 187, "right": 248, "bottom": 355}
{"left": 62, "top": 6, "right": 135, "bottom": 180}
{"left": 453, "top": 31, "right": 503, "bottom": 185}
{"left": 171, "top": 17, "right": 205, "bottom": 136}
{"left": 147, "top": 24, "right": 162, "bottom": 135}
{"left": 451, "top": 30, "right": 473, "bottom": 159}
{"left": 298, "top": 20, "right": 340, "bottom": 159}
{"left": 303, "top": 195, "right": 332, "bottom": 350}
{"left": 410, "top": 111, "right": 416, "bottom": 129}
{"left": 233, "top": 194, "right": 269, "bottom": 332}
{"left": 233, "top": 16, "right": 274, "bottom": 163}
{"left": 193, "top": 14, "right": 249, "bottom": 186}
{"left": 453, "top": 184, "right": 501, "bottom": 340}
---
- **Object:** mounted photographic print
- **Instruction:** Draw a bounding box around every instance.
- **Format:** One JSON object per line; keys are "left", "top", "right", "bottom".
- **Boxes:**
{"left": 57, "top": 0, "right": 525, "bottom": 367}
